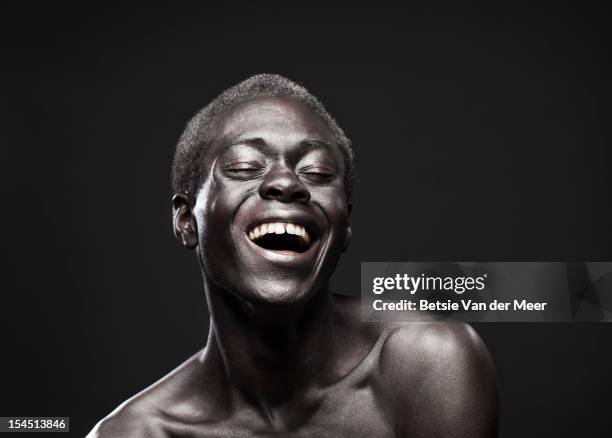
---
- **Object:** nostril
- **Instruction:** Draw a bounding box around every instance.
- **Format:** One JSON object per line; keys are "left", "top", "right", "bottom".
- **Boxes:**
{"left": 265, "top": 187, "right": 284, "bottom": 199}
{"left": 259, "top": 174, "right": 311, "bottom": 203}
{"left": 290, "top": 190, "right": 310, "bottom": 203}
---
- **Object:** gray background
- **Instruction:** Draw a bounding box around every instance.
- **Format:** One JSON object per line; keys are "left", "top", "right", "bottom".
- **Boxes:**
{"left": 1, "top": 4, "right": 610, "bottom": 437}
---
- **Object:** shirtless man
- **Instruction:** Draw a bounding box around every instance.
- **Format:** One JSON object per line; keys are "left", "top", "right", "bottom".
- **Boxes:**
{"left": 88, "top": 74, "right": 498, "bottom": 437}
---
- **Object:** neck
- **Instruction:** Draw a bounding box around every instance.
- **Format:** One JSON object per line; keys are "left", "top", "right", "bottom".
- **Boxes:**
{"left": 203, "top": 278, "right": 338, "bottom": 401}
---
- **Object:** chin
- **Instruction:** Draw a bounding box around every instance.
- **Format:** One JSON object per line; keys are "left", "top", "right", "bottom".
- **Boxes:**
{"left": 241, "top": 277, "right": 322, "bottom": 307}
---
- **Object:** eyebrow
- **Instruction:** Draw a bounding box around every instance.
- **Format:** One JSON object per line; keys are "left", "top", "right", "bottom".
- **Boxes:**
{"left": 228, "top": 137, "right": 334, "bottom": 155}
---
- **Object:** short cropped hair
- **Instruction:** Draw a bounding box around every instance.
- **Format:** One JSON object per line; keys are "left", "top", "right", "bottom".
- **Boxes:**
{"left": 171, "top": 74, "right": 354, "bottom": 202}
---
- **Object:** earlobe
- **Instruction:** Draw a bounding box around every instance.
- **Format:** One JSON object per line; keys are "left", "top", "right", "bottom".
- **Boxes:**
{"left": 343, "top": 225, "right": 352, "bottom": 252}
{"left": 343, "top": 203, "right": 352, "bottom": 252}
{"left": 172, "top": 193, "right": 198, "bottom": 249}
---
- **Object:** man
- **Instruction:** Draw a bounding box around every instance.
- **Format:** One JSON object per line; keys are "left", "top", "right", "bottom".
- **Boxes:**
{"left": 88, "top": 74, "right": 498, "bottom": 437}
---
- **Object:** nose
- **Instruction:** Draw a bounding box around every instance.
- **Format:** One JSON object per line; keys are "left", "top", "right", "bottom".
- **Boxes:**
{"left": 259, "top": 164, "right": 311, "bottom": 204}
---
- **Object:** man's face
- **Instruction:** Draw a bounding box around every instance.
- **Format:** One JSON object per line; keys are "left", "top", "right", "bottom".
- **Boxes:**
{"left": 192, "top": 96, "right": 351, "bottom": 305}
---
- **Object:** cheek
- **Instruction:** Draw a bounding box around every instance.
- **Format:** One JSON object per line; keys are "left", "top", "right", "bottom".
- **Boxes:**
{"left": 316, "top": 187, "right": 350, "bottom": 225}
{"left": 194, "top": 178, "right": 229, "bottom": 241}
{"left": 194, "top": 178, "right": 254, "bottom": 242}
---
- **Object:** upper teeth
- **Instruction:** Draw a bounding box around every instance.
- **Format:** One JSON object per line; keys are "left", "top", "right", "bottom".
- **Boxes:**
{"left": 248, "top": 222, "right": 311, "bottom": 244}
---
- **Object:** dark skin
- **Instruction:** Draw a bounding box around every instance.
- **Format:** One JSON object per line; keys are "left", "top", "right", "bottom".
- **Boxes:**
{"left": 88, "top": 97, "right": 499, "bottom": 437}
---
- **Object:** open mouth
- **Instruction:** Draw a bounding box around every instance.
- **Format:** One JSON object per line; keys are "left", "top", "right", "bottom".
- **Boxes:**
{"left": 247, "top": 222, "right": 314, "bottom": 254}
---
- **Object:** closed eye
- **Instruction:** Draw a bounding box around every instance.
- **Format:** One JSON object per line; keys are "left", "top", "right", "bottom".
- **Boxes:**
{"left": 298, "top": 167, "right": 336, "bottom": 184}
{"left": 223, "top": 162, "right": 265, "bottom": 180}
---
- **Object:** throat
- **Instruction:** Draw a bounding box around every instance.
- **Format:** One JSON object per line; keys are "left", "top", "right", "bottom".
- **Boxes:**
{"left": 209, "top": 287, "right": 336, "bottom": 397}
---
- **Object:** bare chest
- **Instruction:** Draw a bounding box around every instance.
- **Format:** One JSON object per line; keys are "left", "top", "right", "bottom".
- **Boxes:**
{"left": 163, "top": 385, "right": 394, "bottom": 438}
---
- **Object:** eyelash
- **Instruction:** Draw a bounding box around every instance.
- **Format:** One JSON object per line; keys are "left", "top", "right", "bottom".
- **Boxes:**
{"left": 223, "top": 164, "right": 336, "bottom": 183}
{"left": 298, "top": 168, "right": 335, "bottom": 183}
{"left": 223, "top": 163, "right": 265, "bottom": 179}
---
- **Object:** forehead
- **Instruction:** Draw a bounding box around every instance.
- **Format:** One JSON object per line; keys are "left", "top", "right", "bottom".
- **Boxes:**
{"left": 214, "top": 96, "right": 337, "bottom": 147}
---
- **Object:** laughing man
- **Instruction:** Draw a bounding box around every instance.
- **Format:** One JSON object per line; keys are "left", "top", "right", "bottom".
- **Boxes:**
{"left": 88, "top": 74, "right": 498, "bottom": 438}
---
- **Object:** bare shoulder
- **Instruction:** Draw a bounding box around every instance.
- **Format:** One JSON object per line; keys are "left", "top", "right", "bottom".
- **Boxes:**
{"left": 86, "top": 399, "right": 163, "bottom": 438}
{"left": 86, "top": 351, "right": 210, "bottom": 438}
{"left": 378, "top": 322, "right": 499, "bottom": 437}
{"left": 332, "top": 295, "right": 497, "bottom": 388}
{"left": 379, "top": 321, "right": 494, "bottom": 375}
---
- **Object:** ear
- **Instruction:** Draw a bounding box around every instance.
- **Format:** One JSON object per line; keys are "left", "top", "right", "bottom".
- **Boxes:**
{"left": 343, "top": 203, "right": 352, "bottom": 252}
{"left": 343, "top": 224, "right": 352, "bottom": 252}
{"left": 172, "top": 193, "right": 198, "bottom": 249}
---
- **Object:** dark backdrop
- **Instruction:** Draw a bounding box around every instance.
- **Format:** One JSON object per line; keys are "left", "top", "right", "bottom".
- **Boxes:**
{"left": 1, "top": 4, "right": 610, "bottom": 437}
